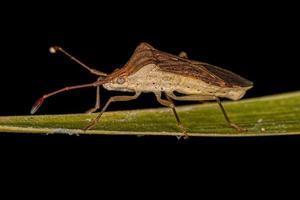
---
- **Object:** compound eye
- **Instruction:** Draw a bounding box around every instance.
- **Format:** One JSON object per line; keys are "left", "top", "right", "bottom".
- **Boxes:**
{"left": 116, "top": 77, "right": 126, "bottom": 84}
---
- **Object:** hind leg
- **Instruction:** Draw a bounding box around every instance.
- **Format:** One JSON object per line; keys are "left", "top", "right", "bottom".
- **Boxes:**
{"left": 166, "top": 92, "right": 246, "bottom": 132}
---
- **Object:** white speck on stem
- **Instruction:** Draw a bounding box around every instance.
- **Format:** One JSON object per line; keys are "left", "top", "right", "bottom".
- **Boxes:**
{"left": 50, "top": 128, "right": 80, "bottom": 136}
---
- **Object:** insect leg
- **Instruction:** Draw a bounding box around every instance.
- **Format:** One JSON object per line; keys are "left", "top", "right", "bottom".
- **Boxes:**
{"left": 166, "top": 92, "right": 246, "bottom": 132}
{"left": 215, "top": 97, "right": 246, "bottom": 132}
{"left": 155, "top": 92, "right": 188, "bottom": 138}
{"left": 83, "top": 92, "right": 141, "bottom": 130}
{"left": 85, "top": 77, "right": 102, "bottom": 113}
{"left": 31, "top": 82, "right": 99, "bottom": 114}
{"left": 50, "top": 46, "right": 107, "bottom": 76}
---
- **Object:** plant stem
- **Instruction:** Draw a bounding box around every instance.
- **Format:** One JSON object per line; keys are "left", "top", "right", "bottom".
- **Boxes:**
{"left": 1, "top": 91, "right": 300, "bottom": 137}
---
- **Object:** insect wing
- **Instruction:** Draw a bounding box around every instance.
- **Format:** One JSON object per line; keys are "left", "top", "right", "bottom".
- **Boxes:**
{"left": 154, "top": 51, "right": 252, "bottom": 88}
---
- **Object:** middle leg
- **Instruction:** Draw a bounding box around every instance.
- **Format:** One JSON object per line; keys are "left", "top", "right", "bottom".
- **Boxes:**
{"left": 154, "top": 92, "right": 188, "bottom": 137}
{"left": 84, "top": 92, "right": 141, "bottom": 130}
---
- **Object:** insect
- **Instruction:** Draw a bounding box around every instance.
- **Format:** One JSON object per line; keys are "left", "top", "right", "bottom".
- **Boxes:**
{"left": 31, "top": 42, "right": 253, "bottom": 137}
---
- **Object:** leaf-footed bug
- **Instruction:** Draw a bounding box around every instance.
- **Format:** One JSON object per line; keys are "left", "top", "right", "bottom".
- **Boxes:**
{"left": 31, "top": 42, "right": 253, "bottom": 138}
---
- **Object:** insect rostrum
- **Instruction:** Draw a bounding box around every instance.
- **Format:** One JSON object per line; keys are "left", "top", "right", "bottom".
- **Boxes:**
{"left": 31, "top": 42, "right": 253, "bottom": 137}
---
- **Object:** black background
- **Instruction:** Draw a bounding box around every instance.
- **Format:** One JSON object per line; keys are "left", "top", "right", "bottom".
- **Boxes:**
{"left": 0, "top": 2, "right": 300, "bottom": 158}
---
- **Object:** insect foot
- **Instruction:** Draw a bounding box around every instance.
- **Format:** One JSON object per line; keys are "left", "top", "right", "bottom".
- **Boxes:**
{"left": 177, "top": 124, "right": 189, "bottom": 139}
{"left": 229, "top": 123, "right": 247, "bottom": 132}
{"left": 82, "top": 112, "right": 105, "bottom": 131}
{"left": 82, "top": 120, "right": 97, "bottom": 131}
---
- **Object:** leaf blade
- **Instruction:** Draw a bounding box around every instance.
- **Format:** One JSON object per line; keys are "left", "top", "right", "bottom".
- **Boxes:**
{"left": 1, "top": 91, "right": 300, "bottom": 137}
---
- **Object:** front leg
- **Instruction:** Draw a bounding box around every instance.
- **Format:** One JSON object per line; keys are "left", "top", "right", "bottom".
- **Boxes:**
{"left": 85, "top": 77, "right": 102, "bottom": 114}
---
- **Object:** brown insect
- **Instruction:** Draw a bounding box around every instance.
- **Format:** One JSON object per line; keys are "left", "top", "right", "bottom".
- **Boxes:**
{"left": 31, "top": 42, "right": 253, "bottom": 137}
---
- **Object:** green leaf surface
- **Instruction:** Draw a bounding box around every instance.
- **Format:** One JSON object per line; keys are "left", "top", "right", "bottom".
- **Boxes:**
{"left": 1, "top": 91, "right": 300, "bottom": 137}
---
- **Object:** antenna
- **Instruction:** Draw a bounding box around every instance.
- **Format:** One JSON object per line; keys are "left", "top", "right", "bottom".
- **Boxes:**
{"left": 49, "top": 46, "right": 107, "bottom": 76}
